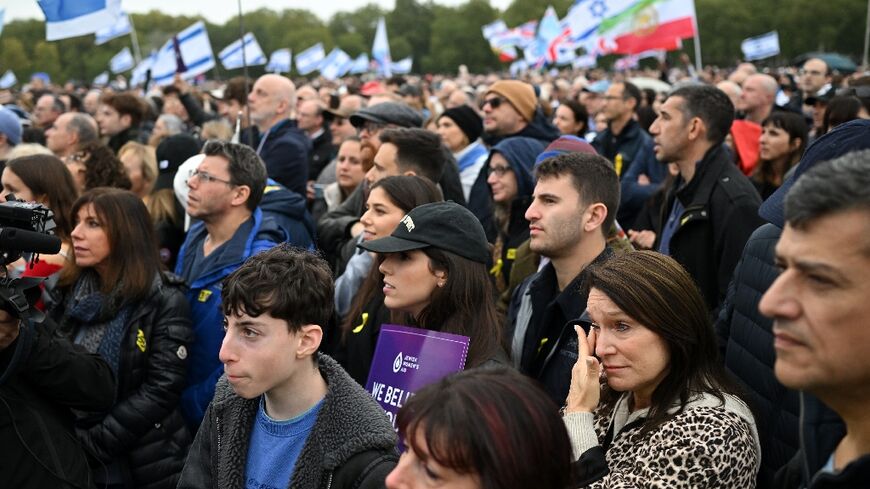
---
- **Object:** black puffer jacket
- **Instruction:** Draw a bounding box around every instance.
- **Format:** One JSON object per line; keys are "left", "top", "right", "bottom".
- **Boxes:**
{"left": 178, "top": 354, "right": 398, "bottom": 489}
{"left": 716, "top": 223, "right": 800, "bottom": 487}
{"left": 54, "top": 273, "right": 193, "bottom": 489}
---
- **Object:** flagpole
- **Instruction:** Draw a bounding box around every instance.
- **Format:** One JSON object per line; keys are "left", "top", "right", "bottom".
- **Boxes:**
{"left": 127, "top": 14, "right": 143, "bottom": 64}
{"left": 237, "top": 0, "right": 252, "bottom": 140}
{"left": 692, "top": 19, "right": 702, "bottom": 75}
{"left": 863, "top": 0, "right": 870, "bottom": 68}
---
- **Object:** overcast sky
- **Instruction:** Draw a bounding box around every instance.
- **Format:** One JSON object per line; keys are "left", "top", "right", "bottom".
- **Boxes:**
{"left": 5, "top": 0, "right": 512, "bottom": 24}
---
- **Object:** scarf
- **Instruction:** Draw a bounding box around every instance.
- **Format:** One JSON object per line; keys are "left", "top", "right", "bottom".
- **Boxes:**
{"left": 68, "top": 270, "right": 132, "bottom": 378}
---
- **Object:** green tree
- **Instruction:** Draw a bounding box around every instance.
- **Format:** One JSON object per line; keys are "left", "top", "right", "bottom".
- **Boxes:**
{"left": 388, "top": 0, "right": 434, "bottom": 70}
{"left": 502, "top": 0, "right": 573, "bottom": 27}
{"left": 426, "top": 0, "right": 502, "bottom": 73}
{"left": 0, "top": 38, "right": 31, "bottom": 80}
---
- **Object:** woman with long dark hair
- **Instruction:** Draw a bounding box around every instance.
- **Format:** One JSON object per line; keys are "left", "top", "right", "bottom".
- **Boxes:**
{"left": 336, "top": 176, "right": 442, "bottom": 384}
{"left": 753, "top": 111, "right": 807, "bottom": 199}
{"left": 358, "top": 201, "right": 505, "bottom": 372}
{"left": 53, "top": 188, "right": 192, "bottom": 489}
{"left": 565, "top": 251, "right": 759, "bottom": 487}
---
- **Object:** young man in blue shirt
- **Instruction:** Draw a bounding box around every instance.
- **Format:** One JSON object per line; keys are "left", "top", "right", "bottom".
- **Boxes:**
{"left": 178, "top": 244, "right": 397, "bottom": 489}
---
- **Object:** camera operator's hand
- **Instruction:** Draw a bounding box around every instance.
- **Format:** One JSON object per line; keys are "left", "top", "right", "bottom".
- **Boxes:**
{"left": 0, "top": 310, "right": 21, "bottom": 350}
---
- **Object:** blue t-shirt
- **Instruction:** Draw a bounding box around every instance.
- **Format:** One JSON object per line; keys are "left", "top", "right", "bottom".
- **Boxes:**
{"left": 244, "top": 396, "right": 324, "bottom": 489}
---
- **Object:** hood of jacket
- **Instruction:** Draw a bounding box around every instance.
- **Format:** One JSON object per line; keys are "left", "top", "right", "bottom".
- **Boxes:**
{"left": 488, "top": 137, "right": 547, "bottom": 199}
{"left": 259, "top": 178, "right": 317, "bottom": 242}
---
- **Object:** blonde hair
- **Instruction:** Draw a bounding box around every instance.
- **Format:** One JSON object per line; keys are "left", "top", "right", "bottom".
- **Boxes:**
{"left": 118, "top": 141, "right": 157, "bottom": 193}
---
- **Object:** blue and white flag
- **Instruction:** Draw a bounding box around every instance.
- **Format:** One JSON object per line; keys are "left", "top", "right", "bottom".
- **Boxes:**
{"left": 390, "top": 57, "right": 413, "bottom": 75}
{"left": 219, "top": 32, "right": 267, "bottom": 70}
{"left": 95, "top": 12, "right": 131, "bottom": 45}
{"left": 348, "top": 53, "right": 369, "bottom": 75}
{"left": 482, "top": 19, "right": 508, "bottom": 40}
{"left": 93, "top": 71, "right": 109, "bottom": 86}
{"left": 509, "top": 60, "right": 528, "bottom": 77}
{"left": 130, "top": 52, "right": 154, "bottom": 87}
{"left": 372, "top": 17, "right": 392, "bottom": 77}
{"left": 109, "top": 46, "right": 134, "bottom": 73}
{"left": 572, "top": 53, "right": 597, "bottom": 69}
{"left": 319, "top": 48, "right": 352, "bottom": 80}
{"left": 38, "top": 0, "right": 123, "bottom": 41}
{"left": 741, "top": 31, "right": 780, "bottom": 61}
{"left": 564, "top": 0, "right": 636, "bottom": 48}
{"left": 0, "top": 70, "right": 16, "bottom": 89}
{"left": 266, "top": 48, "right": 291, "bottom": 73}
{"left": 0, "top": 8, "right": 6, "bottom": 39}
{"left": 295, "top": 42, "right": 325, "bottom": 75}
{"left": 150, "top": 21, "right": 215, "bottom": 86}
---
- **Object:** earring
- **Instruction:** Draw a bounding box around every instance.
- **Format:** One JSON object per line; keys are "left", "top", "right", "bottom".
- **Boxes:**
{"left": 437, "top": 281, "right": 445, "bottom": 288}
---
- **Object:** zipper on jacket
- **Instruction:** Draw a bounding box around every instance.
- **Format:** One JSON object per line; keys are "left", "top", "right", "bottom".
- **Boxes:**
{"left": 326, "top": 471, "right": 333, "bottom": 489}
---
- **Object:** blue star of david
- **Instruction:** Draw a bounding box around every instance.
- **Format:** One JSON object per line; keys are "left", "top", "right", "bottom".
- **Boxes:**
{"left": 589, "top": 0, "right": 607, "bottom": 18}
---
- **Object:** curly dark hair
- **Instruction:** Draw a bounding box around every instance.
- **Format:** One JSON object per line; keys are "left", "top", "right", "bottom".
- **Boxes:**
{"left": 79, "top": 141, "right": 132, "bottom": 190}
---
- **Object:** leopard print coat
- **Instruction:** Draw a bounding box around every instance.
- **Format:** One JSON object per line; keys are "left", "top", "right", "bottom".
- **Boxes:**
{"left": 565, "top": 392, "right": 760, "bottom": 488}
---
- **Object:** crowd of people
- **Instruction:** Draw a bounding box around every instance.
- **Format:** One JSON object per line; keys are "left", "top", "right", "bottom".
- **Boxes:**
{"left": 0, "top": 53, "right": 869, "bottom": 489}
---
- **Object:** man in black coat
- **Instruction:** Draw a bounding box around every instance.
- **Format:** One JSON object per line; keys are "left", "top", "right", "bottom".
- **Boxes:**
{"left": 0, "top": 314, "right": 115, "bottom": 489}
{"left": 650, "top": 85, "right": 764, "bottom": 314}
{"left": 248, "top": 74, "right": 311, "bottom": 196}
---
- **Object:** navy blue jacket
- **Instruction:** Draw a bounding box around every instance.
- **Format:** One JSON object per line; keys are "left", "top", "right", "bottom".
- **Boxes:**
{"left": 256, "top": 119, "right": 311, "bottom": 196}
{"left": 175, "top": 208, "right": 284, "bottom": 428}
{"left": 260, "top": 178, "right": 316, "bottom": 249}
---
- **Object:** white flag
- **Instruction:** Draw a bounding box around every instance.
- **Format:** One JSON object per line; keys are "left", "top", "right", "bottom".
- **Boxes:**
{"left": 110, "top": 46, "right": 135, "bottom": 73}
{"left": 741, "top": 31, "right": 780, "bottom": 61}
{"left": 219, "top": 32, "right": 267, "bottom": 70}
{"left": 93, "top": 71, "right": 110, "bottom": 86}
{"left": 296, "top": 43, "right": 325, "bottom": 75}
{"left": 0, "top": 70, "right": 17, "bottom": 89}
{"left": 320, "top": 48, "right": 352, "bottom": 81}
{"left": 38, "top": 0, "right": 123, "bottom": 41}
{"left": 266, "top": 49, "right": 292, "bottom": 73}
{"left": 150, "top": 21, "right": 216, "bottom": 86}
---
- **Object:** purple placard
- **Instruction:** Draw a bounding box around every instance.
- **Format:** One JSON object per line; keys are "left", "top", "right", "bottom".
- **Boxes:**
{"left": 365, "top": 324, "right": 469, "bottom": 430}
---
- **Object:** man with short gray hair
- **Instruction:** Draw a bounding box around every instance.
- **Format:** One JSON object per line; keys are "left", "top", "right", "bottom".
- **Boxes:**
{"left": 45, "top": 112, "right": 99, "bottom": 160}
{"left": 739, "top": 74, "right": 779, "bottom": 124}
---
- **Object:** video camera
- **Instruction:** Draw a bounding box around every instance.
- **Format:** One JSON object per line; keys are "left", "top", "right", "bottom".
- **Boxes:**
{"left": 0, "top": 196, "right": 62, "bottom": 321}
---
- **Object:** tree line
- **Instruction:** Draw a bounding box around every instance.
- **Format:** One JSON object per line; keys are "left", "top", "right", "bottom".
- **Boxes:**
{"left": 0, "top": 0, "right": 865, "bottom": 84}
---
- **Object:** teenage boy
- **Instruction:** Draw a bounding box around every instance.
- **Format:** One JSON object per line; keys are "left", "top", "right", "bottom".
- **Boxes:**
{"left": 178, "top": 244, "right": 397, "bottom": 489}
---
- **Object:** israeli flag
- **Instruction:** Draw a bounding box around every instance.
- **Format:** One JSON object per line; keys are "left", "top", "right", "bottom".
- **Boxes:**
{"left": 110, "top": 46, "right": 135, "bottom": 73}
{"left": 372, "top": 17, "right": 392, "bottom": 77}
{"left": 509, "top": 60, "right": 528, "bottom": 77}
{"left": 296, "top": 42, "right": 325, "bottom": 75}
{"left": 348, "top": 53, "right": 369, "bottom": 75}
{"left": 741, "top": 31, "right": 780, "bottom": 61}
{"left": 390, "top": 57, "right": 413, "bottom": 75}
{"left": 150, "top": 21, "right": 215, "bottom": 86}
{"left": 38, "top": 0, "right": 123, "bottom": 41}
{"left": 0, "top": 70, "right": 16, "bottom": 89}
{"left": 482, "top": 19, "right": 508, "bottom": 40}
{"left": 219, "top": 32, "right": 267, "bottom": 70}
{"left": 266, "top": 49, "right": 291, "bottom": 73}
{"left": 95, "top": 12, "right": 131, "bottom": 45}
{"left": 318, "top": 48, "right": 352, "bottom": 81}
{"left": 93, "top": 71, "right": 109, "bottom": 86}
{"left": 130, "top": 52, "right": 154, "bottom": 87}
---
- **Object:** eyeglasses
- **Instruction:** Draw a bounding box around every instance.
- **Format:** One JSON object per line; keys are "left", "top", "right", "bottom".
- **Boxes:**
{"left": 188, "top": 170, "right": 234, "bottom": 186}
{"left": 481, "top": 96, "right": 505, "bottom": 110}
{"left": 489, "top": 165, "right": 513, "bottom": 176}
{"left": 360, "top": 120, "right": 386, "bottom": 134}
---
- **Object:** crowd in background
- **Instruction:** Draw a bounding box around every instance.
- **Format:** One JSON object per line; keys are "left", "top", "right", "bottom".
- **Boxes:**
{"left": 0, "top": 53, "right": 869, "bottom": 489}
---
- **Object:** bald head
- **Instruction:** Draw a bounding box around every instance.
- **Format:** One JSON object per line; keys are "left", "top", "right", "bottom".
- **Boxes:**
{"left": 739, "top": 74, "right": 778, "bottom": 123}
{"left": 248, "top": 74, "right": 296, "bottom": 131}
{"left": 716, "top": 80, "right": 743, "bottom": 110}
{"left": 801, "top": 58, "right": 831, "bottom": 94}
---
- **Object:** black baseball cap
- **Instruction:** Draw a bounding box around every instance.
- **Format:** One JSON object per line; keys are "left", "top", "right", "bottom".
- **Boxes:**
{"left": 357, "top": 201, "right": 490, "bottom": 264}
